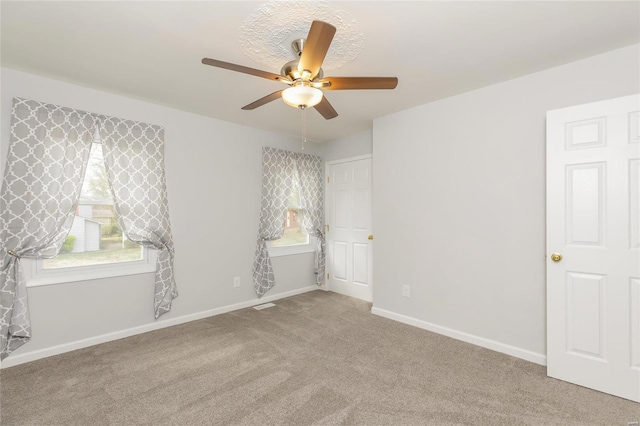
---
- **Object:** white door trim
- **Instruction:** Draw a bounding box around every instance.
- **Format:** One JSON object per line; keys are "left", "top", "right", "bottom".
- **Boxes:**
{"left": 325, "top": 154, "right": 372, "bottom": 166}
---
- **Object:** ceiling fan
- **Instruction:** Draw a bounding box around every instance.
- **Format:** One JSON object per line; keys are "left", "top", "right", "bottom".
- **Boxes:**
{"left": 201, "top": 20, "right": 398, "bottom": 120}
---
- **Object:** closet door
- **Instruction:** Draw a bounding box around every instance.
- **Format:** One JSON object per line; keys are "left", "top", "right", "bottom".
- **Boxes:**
{"left": 546, "top": 94, "right": 640, "bottom": 402}
{"left": 325, "top": 156, "right": 373, "bottom": 302}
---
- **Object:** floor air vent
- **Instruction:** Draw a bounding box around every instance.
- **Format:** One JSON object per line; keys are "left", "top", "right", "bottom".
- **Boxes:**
{"left": 253, "top": 302, "right": 276, "bottom": 310}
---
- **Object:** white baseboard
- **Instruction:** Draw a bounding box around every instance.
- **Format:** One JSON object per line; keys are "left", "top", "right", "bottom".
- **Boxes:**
{"left": 1, "top": 286, "right": 320, "bottom": 369}
{"left": 371, "top": 306, "right": 547, "bottom": 366}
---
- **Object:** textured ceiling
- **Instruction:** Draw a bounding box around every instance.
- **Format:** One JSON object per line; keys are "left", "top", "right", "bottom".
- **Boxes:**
{"left": 1, "top": 1, "right": 639, "bottom": 143}
{"left": 239, "top": 0, "right": 364, "bottom": 71}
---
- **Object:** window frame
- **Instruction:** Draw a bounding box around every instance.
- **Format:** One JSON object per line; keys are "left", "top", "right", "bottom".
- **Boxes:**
{"left": 22, "top": 136, "right": 159, "bottom": 287}
{"left": 23, "top": 248, "right": 157, "bottom": 287}
{"left": 266, "top": 166, "right": 316, "bottom": 257}
{"left": 267, "top": 206, "right": 316, "bottom": 257}
{"left": 267, "top": 235, "right": 316, "bottom": 257}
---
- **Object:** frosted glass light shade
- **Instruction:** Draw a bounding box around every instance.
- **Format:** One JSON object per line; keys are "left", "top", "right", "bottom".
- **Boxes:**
{"left": 282, "top": 86, "right": 323, "bottom": 108}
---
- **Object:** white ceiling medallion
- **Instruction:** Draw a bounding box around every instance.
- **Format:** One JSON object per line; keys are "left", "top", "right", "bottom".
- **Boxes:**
{"left": 239, "top": 0, "right": 364, "bottom": 71}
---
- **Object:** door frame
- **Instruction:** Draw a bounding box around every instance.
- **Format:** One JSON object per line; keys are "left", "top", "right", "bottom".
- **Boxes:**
{"left": 325, "top": 154, "right": 373, "bottom": 301}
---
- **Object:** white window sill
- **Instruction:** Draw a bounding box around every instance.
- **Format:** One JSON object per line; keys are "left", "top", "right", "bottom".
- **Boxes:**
{"left": 23, "top": 249, "right": 157, "bottom": 287}
{"left": 268, "top": 237, "right": 317, "bottom": 258}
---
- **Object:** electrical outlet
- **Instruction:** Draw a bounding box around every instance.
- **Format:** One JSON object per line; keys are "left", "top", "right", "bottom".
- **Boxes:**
{"left": 233, "top": 276, "right": 241, "bottom": 288}
{"left": 628, "top": 422, "right": 639, "bottom": 426}
{"left": 402, "top": 285, "right": 411, "bottom": 298}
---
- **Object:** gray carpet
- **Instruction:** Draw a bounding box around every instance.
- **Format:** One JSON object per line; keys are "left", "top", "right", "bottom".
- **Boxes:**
{"left": 1, "top": 290, "right": 638, "bottom": 425}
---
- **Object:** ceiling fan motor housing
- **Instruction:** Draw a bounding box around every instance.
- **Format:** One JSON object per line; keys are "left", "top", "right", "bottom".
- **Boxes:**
{"left": 281, "top": 59, "right": 324, "bottom": 81}
{"left": 291, "top": 38, "right": 305, "bottom": 57}
{"left": 280, "top": 38, "right": 324, "bottom": 81}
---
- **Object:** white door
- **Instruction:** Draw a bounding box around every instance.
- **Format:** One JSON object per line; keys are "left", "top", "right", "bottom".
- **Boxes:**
{"left": 547, "top": 94, "right": 640, "bottom": 402}
{"left": 325, "top": 156, "right": 373, "bottom": 302}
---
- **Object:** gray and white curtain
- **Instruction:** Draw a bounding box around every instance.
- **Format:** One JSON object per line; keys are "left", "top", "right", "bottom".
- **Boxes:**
{"left": 297, "top": 153, "right": 325, "bottom": 284}
{"left": 0, "top": 98, "right": 95, "bottom": 359}
{"left": 252, "top": 147, "right": 324, "bottom": 297}
{"left": 100, "top": 117, "right": 177, "bottom": 318}
{"left": 0, "top": 98, "right": 176, "bottom": 359}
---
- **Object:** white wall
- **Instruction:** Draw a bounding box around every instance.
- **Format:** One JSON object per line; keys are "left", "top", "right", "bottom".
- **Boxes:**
{"left": 372, "top": 44, "right": 640, "bottom": 362}
{"left": 323, "top": 129, "right": 372, "bottom": 163}
{"left": 0, "top": 68, "right": 323, "bottom": 364}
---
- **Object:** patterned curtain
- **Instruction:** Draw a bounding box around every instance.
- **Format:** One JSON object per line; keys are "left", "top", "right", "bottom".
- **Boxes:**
{"left": 297, "top": 153, "right": 325, "bottom": 285}
{"left": 99, "top": 117, "right": 177, "bottom": 318}
{"left": 0, "top": 98, "right": 95, "bottom": 359}
{"left": 252, "top": 147, "right": 324, "bottom": 297}
{"left": 253, "top": 147, "right": 294, "bottom": 297}
{"left": 0, "top": 98, "right": 178, "bottom": 359}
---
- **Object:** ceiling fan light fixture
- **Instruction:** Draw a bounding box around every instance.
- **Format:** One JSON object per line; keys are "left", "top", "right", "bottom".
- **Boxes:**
{"left": 282, "top": 84, "right": 323, "bottom": 108}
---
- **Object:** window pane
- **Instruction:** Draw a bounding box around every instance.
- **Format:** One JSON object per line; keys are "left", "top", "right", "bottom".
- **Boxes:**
{"left": 43, "top": 143, "right": 143, "bottom": 269}
{"left": 270, "top": 168, "right": 309, "bottom": 248}
{"left": 271, "top": 209, "right": 309, "bottom": 247}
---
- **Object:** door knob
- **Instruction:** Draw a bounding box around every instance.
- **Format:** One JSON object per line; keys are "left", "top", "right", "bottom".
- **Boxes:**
{"left": 368, "top": 235, "right": 374, "bottom": 240}
{"left": 550, "top": 253, "right": 563, "bottom": 262}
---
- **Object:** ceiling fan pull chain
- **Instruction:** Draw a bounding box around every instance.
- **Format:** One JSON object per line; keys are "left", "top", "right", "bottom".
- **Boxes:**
{"left": 301, "top": 106, "right": 307, "bottom": 151}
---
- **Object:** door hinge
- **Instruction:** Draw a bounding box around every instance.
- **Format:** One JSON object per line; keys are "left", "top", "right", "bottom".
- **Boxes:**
{"left": 326, "top": 224, "right": 329, "bottom": 232}
{"left": 327, "top": 273, "right": 330, "bottom": 279}
{"left": 327, "top": 176, "right": 330, "bottom": 184}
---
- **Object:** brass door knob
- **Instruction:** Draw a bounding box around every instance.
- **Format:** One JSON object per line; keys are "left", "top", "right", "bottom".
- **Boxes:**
{"left": 368, "top": 235, "right": 374, "bottom": 240}
{"left": 550, "top": 253, "right": 563, "bottom": 262}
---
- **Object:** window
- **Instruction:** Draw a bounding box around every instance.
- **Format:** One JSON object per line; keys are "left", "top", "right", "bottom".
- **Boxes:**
{"left": 268, "top": 169, "right": 315, "bottom": 257}
{"left": 25, "top": 142, "right": 156, "bottom": 286}
{"left": 270, "top": 209, "right": 308, "bottom": 247}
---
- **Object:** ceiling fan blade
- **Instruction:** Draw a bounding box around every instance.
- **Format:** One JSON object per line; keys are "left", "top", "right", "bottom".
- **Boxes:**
{"left": 314, "top": 96, "right": 338, "bottom": 120}
{"left": 298, "top": 21, "right": 336, "bottom": 79}
{"left": 320, "top": 77, "right": 398, "bottom": 90}
{"left": 241, "top": 90, "right": 284, "bottom": 110}
{"left": 202, "top": 58, "right": 285, "bottom": 82}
